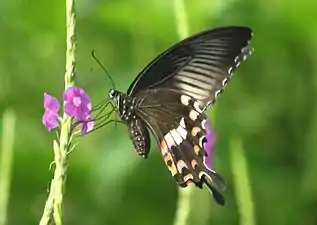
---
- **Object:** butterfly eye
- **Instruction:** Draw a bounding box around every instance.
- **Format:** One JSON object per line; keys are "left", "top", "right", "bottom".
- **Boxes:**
{"left": 109, "top": 89, "right": 116, "bottom": 98}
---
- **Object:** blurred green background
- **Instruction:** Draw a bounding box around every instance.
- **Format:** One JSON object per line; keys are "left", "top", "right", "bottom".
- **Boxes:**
{"left": 1, "top": 0, "right": 317, "bottom": 224}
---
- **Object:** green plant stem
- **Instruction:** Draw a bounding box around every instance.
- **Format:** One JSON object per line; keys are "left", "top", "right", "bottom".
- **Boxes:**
{"left": 39, "top": 178, "right": 54, "bottom": 225}
{"left": 173, "top": 0, "right": 189, "bottom": 39}
{"left": 0, "top": 109, "right": 16, "bottom": 225}
{"left": 172, "top": 1, "right": 192, "bottom": 225}
{"left": 39, "top": 0, "right": 76, "bottom": 224}
{"left": 173, "top": 184, "right": 195, "bottom": 225}
{"left": 230, "top": 136, "right": 256, "bottom": 225}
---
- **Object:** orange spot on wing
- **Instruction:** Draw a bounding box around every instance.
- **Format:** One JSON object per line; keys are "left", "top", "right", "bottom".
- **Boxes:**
{"left": 185, "top": 179, "right": 193, "bottom": 185}
{"left": 163, "top": 152, "right": 178, "bottom": 176}
{"left": 194, "top": 145, "right": 200, "bottom": 155}
{"left": 160, "top": 139, "right": 168, "bottom": 156}
{"left": 191, "top": 159, "right": 198, "bottom": 169}
{"left": 191, "top": 127, "right": 201, "bottom": 136}
{"left": 183, "top": 174, "right": 194, "bottom": 183}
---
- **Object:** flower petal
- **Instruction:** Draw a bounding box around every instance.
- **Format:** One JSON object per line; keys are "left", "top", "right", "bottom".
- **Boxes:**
{"left": 42, "top": 110, "right": 59, "bottom": 131}
{"left": 81, "top": 120, "right": 94, "bottom": 135}
{"left": 44, "top": 93, "right": 60, "bottom": 113}
{"left": 64, "top": 102, "right": 77, "bottom": 117}
{"left": 79, "top": 103, "right": 91, "bottom": 119}
{"left": 75, "top": 86, "right": 90, "bottom": 102}
{"left": 63, "top": 86, "right": 77, "bottom": 102}
{"left": 204, "top": 120, "right": 216, "bottom": 170}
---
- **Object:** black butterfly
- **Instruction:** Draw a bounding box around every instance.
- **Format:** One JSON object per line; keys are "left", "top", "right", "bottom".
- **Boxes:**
{"left": 106, "top": 26, "right": 253, "bottom": 205}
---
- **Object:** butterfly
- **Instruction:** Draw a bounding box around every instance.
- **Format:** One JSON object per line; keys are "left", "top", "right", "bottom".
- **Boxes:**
{"left": 106, "top": 26, "right": 253, "bottom": 205}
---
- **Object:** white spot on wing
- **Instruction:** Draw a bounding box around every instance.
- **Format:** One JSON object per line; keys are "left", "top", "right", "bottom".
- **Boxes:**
{"left": 163, "top": 118, "right": 188, "bottom": 148}
{"left": 189, "top": 110, "right": 199, "bottom": 121}
{"left": 201, "top": 119, "right": 207, "bottom": 130}
{"left": 198, "top": 171, "right": 209, "bottom": 179}
{"left": 228, "top": 67, "right": 233, "bottom": 75}
{"left": 180, "top": 95, "right": 191, "bottom": 106}
{"left": 169, "top": 129, "right": 183, "bottom": 145}
{"left": 179, "top": 117, "right": 186, "bottom": 129}
{"left": 215, "top": 89, "right": 222, "bottom": 98}
{"left": 193, "top": 101, "right": 203, "bottom": 113}
{"left": 176, "top": 160, "right": 187, "bottom": 172}
{"left": 199, "top": 136, "right": 206, "bottom": 148}
{"left": 164, "top": 133, "right": 175, "bottom": 149}
{"left": 222, "top": 78, "right": 229, "bottom": 87}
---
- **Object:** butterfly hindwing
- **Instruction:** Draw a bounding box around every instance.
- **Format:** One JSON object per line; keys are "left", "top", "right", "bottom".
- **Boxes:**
{"left": 134, "top": 89, "right": 226, "bottom": 204}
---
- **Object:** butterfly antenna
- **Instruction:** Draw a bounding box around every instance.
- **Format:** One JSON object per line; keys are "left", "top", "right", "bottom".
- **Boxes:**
{"left": 91, "top": 50, "right": 116, "bottom": 90}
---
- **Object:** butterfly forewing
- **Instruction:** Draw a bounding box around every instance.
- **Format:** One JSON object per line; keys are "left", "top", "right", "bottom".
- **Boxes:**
{"left": 127, "top": 26, "right": 253, "bottom": 110}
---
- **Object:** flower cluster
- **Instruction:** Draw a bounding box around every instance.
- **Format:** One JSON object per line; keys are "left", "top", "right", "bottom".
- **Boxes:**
{"left": 42, "top": 86, "right": 94, "bottom": 134}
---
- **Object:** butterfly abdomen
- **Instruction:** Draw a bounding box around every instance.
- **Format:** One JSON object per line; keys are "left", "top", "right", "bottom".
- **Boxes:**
{"left": 128, "top": 117, "right": 151, "bottom": 158}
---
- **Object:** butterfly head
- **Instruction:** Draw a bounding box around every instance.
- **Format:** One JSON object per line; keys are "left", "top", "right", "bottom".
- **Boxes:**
{"left": 108, "top": 89, "right": 134, "bottom": 122}
{"left": 109, "top": 89, "right": 119, "bottom": 99}
{"left": 109, "top": 89, "right": 122, "bottom": 109}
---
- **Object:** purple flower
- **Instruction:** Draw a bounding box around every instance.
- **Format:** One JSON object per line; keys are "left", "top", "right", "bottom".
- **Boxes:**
{"left": 42, "top": 110, "right": 60, "bottom": 131}
{"left": 63, "top": 86, "right": 91, "bottom": 121}
{"left": 42, "top": 93, "right": 60, "bottom": 131}
{"left": 204, "top": 120, "right": 216, "bottom": 170}
{"left": 44, "top": 93, "right": 60, "bottom": 113}
{"left": 81, "top": 115, "right": 94, "bottom": 135}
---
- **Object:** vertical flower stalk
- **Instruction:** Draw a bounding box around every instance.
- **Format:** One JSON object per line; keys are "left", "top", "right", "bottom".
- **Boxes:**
{"left": 39, "top": 0, "right": 77, "bottom": 224}
{"left": 230, "top": 136, "right": 256, "bottom": 225}
{"left": 39, "top": 90, "right": 93, "bottom": 225}
{"left": 173, "top": 0, "right": 189, "bottom": 41}
{"left": 0, "top": 109, "right": 16, "bottom": 225}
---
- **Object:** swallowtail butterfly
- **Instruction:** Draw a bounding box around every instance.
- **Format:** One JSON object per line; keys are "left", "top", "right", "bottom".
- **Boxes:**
{"left": 107, "top": 26, "right": 253, "bottom": 205}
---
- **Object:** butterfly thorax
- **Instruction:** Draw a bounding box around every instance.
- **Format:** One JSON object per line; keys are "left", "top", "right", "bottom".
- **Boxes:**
{"left": 109, "top": 89, "right": 151, "bottom": 158}
{"left": 109, "top": 89, "right": 135, "bottom": 122}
